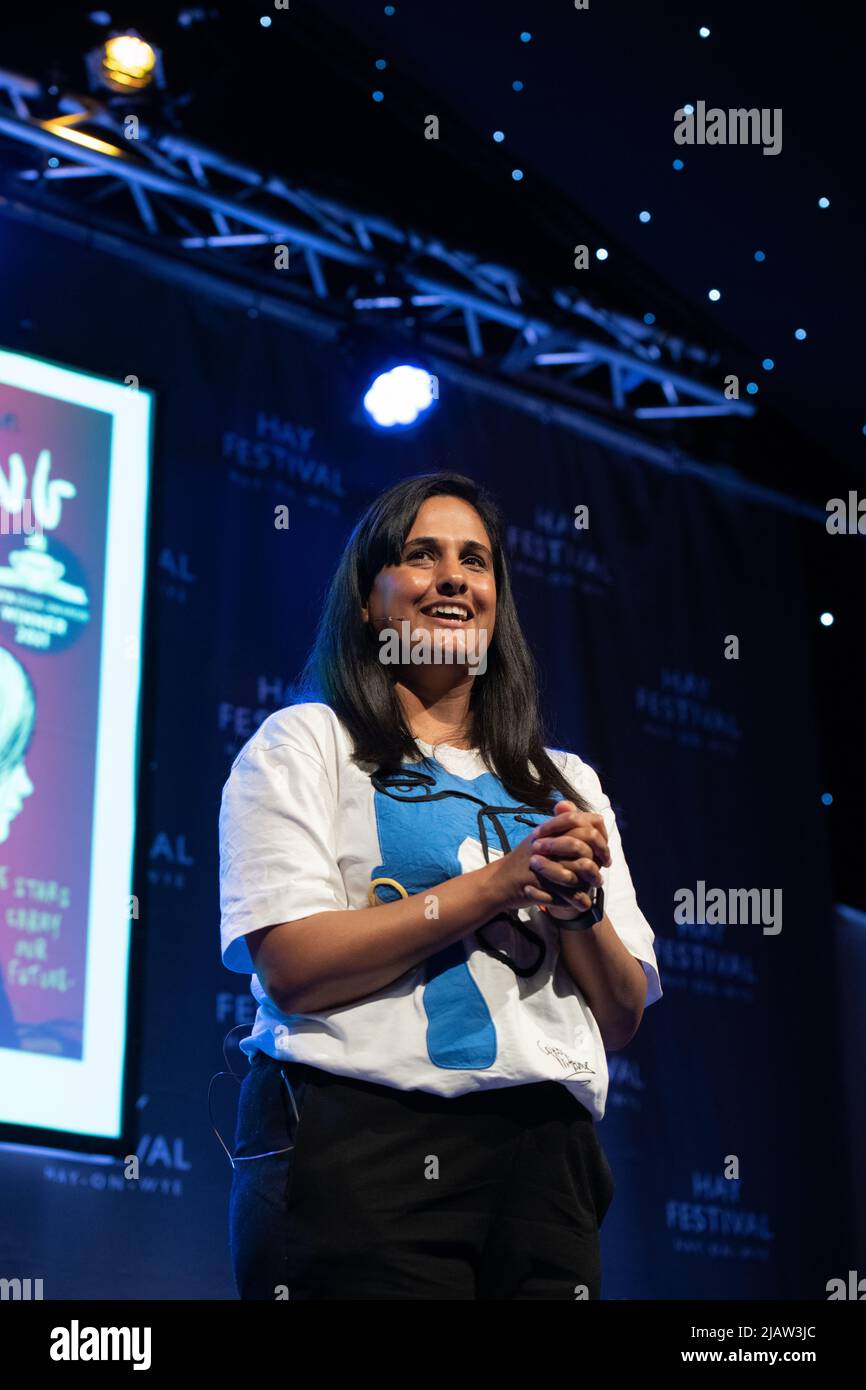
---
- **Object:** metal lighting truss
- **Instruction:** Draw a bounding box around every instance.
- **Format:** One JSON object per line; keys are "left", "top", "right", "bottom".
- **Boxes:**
{"left": 0, "top": 69, "right": 756, "bottom": 437}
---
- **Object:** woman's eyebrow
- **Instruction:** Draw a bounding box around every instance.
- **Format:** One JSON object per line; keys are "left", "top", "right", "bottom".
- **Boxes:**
{"left": 404, "top": 535, "right": 492, "bottom": 558}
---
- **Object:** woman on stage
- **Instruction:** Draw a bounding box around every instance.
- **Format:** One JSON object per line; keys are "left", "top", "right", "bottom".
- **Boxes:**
{"left": 219, "top": 470, "right": 661, "bottom": 1300}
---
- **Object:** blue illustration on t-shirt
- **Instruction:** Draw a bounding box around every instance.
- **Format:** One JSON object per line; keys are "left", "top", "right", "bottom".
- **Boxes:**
{"left": 370, "top": 760, "right": 555, "bottom": 1070}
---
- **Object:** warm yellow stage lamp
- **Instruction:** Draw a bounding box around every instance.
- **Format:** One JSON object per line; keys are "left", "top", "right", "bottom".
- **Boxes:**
{"left": 102, "top": 34, "right": 157, "bottom": 91}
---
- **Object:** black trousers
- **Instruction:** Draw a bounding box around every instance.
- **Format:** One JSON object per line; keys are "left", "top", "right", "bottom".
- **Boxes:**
{"left": 229, "top": 1049, "right": 616, "bottom": 1300}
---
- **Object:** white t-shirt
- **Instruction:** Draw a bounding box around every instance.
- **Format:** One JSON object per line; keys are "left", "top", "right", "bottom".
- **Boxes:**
{"left": 218, "top": 702, "right": 662, "bottom": 1120}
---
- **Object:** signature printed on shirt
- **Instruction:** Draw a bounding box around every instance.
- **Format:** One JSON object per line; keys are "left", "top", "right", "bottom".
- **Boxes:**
{"left": 537, "top": 1039, "right": 596, "bottom": 1081}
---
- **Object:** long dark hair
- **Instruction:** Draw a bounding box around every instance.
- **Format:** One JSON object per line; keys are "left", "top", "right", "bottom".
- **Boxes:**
{"left": 298, "top": 471, "right": 589, "bottom": 812}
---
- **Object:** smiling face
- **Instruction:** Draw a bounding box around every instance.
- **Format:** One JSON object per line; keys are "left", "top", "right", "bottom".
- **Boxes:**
{"left": 361, "top": 494, "right": 497, "bottom": 681}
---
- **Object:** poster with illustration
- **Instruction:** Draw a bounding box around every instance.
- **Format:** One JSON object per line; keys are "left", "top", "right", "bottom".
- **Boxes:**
{"left": 0, "top": 348, "right": 151, "bottom": 1142}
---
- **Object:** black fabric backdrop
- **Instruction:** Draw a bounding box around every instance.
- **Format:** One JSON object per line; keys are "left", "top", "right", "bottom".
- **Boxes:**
{"left": 0, "top": 217, "right": 850, "bottom": 1299}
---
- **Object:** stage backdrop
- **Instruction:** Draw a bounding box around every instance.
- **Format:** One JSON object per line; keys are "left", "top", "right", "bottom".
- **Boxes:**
{"left": 0, "top": 215, "right": 852, "bottom": 1299}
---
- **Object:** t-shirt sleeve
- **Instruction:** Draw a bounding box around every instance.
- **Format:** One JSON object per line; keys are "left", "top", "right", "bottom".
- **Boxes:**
{"left": 218, "top": 738, "right": 348, "bottom": 974}
{"left": 563, "top": 754, "right": 663, "bottom": 1009}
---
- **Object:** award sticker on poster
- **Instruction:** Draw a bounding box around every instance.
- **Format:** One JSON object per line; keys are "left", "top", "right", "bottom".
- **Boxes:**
{"left": 0, "top": 346, "right": 152, "bottom": 1146}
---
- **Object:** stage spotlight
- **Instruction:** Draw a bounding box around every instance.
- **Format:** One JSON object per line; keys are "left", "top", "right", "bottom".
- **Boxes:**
{"left": 103, "top": 34, "right": 157, "bottom": 88}
{"left": 363, "top": 365, "right": 438, "bottom": 429}
{"left": 86, "top": 32, "right": 163, "bottom": 94}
